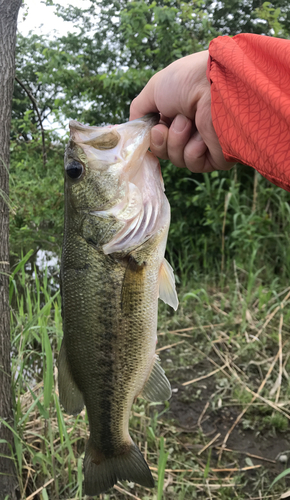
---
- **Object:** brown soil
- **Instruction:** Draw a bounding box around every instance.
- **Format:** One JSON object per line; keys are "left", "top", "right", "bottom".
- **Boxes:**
{"left": 162, "top": 356, "right": 290, "bottom": 494}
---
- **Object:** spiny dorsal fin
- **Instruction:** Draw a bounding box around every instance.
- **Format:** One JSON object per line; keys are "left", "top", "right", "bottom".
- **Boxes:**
{"left": 141, "top": 356, "right": 172, "bottom": 402}
{"left": 158, "top": 258, "right": 178, "bottom": 311}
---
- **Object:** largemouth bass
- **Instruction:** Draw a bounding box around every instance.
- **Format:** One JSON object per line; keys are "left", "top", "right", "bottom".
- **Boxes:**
{"left": 59, "top": 114, "right": 178, "bottom": 496}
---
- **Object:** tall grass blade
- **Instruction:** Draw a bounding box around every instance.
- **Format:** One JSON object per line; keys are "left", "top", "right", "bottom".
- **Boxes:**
{"left": 43, "top": 327, "right": 53, "bottom": 409}
{"left": 10, "top": 249, "right": 34, "bottom": 281}
{"left": 14, "top": 434, "right": 23, "bottom": 477}
{"left": 77, "top": 458, "right": 83, "bottom": 498}
{"left": 157, "top": 436, "right": 169, "bottom": 500}
{"left": 42, "top": 489, "right": 49, "bottom": 500}
{"left": 270, "top": 468, "right": 290, "bottom": 488}
{"left": 54, "top": 393, "right": 74, "bottom": 458}
{"left": 17, "top": 392, "right": 42, "bottom": 427}
{"left": 203, "top": 448, "right": 212, "bottom": 480}
{"left": 9, "top": 249, "right": 34, "bottom": 303}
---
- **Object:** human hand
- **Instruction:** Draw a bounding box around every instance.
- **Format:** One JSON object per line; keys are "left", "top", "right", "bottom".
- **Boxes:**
{"left": 130, "top": 50, "right": 235, "bottom": 173}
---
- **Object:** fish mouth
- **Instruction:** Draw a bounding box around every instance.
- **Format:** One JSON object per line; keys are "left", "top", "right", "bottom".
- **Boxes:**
{"left": 69, "top": 114, "right": 159, "bottom": 172}
{"left": 116, "top": 114, "right": 160, "bottom": 172}
{"left": 69, "top": 113, "right": 159, "bottom": 135}
{"left": 66, "top": 114, "right": 160, "bottom": 189}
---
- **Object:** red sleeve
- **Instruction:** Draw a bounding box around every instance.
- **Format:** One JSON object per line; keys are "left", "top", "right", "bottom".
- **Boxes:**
{"left": 208, "top": 34, "right": 290, "bottom": 192}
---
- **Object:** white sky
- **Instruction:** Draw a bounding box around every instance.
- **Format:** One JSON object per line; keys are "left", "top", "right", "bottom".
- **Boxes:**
{"left": 17, "top": 1, "right": 93, "bottom": 133}
{"left": 18, "top": 0, "right": 91, "bottom": 36}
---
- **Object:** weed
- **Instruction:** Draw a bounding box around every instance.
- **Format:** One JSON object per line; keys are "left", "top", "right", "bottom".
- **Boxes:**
{"left": 262, "top": 414, "right": 289, "bottom": 432}
{"left": 157, "top": 437, "right": 169, "bottom": 500}
{"left": 271, "top": 467, "right": 290, "bottom": 488}
{"left": 8, "top": 253, "right": 290, "bottom": 499}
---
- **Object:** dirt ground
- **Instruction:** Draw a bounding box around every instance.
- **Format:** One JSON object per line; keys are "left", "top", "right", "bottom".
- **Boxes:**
{"left": 170, "top": 372, "right": 290, "bottom": 467}
{"left": 153, "top": 330, "right": 290, "bottom": 499}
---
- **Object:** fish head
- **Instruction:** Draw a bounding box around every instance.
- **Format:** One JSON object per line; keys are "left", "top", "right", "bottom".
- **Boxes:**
{"left": 64, "top": 114, "right": 159, "bottom": 213}
{"left": 64, "top": 114, "right": 170, "bottom": 255}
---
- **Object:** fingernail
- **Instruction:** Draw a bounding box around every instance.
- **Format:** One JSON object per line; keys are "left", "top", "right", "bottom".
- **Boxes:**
{"left": 151, "top": 128, "right": 164, "bottom": 147}
{"left": 172, "top": 114, "right": 188, "bottom": 133}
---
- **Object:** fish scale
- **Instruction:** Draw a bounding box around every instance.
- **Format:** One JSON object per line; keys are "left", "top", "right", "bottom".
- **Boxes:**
{"left": 58, "top": 114, "right": 178, "bottom": 496}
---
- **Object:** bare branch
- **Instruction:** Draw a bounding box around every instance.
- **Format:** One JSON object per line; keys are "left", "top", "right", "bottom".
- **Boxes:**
{"left": 15, "top": 76, "right": 47, "bottom": 169}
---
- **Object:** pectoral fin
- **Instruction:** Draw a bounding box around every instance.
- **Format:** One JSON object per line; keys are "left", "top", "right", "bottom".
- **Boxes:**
{"left": 58, "top": 340, "right": 84, "bottom": 415}
{"left": 158, "top": 258, "right": 178, "bottom": 311}
{"left": 141, "top": 356, "right": 172, "bottom": 402}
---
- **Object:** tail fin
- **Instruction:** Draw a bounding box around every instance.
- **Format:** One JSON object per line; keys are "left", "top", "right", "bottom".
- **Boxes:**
{"left": 84, "top": 437, "right": 154, "bottom": 496}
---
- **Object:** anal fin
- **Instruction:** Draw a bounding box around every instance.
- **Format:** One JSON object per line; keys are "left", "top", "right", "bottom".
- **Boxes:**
{"left": 141, "top": 356, "right": 172, "bottom": 402}
{"left": 58, "top": 339, "right": 84, "bottom": 415}
{"left": 158, "top": 258, "right": 178, "bottom": 311}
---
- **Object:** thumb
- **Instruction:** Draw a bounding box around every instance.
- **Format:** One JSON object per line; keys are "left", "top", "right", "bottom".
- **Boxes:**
{"left": 129, "top": 75, "right": 159, "bottom": 121}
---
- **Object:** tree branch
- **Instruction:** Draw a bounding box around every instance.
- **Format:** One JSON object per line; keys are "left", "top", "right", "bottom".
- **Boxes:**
{"left": 15, "top": 76, "right": 47, "bottom": 169}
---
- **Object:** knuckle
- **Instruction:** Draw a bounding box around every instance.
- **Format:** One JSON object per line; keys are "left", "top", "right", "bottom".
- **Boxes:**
{"left": 129, "top": 97, "right": 138, "bottom": 114}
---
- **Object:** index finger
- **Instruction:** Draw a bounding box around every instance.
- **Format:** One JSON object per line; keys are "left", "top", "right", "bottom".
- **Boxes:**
{"left": 129, "top": 76, "right": 159, "bottom": 121}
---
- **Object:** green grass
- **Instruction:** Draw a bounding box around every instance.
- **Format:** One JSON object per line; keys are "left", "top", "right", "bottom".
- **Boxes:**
{"left": 8, "top": 253, "right": 290, "bottom": 499}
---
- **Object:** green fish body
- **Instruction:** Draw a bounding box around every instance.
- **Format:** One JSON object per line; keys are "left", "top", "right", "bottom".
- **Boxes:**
{"left": 59, "top": 114, "right": 178, "bottom": 496}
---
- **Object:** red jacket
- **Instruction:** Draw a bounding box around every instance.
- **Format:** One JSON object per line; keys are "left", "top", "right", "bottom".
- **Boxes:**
{"left": 207, "top": 34, "right": 290, "bottom": 191}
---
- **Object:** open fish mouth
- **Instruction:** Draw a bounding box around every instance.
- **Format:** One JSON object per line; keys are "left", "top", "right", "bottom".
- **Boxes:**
{"left": 68, "top": 114, "right": 167, "bottom": 255}
{"left": 70, "top": 112, "right": 159, "bottom": 132}
{"left": 68, "top": 113, "right": 160, "bottom": 175}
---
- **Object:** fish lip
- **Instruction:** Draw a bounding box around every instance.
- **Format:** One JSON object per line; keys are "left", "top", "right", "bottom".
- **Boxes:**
{"left": 69, "top": 114, "right": 160, "bottom": 131}
{"left": 69, "top": 120, "right": 91, "bottom": 131}
{"left": 133, "top": 113, "right": 160, "bottom": 127}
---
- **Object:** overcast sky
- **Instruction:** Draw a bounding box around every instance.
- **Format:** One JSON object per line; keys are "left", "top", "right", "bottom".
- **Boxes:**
{"left": 17, "top": 1, "right": 91, "bottom": 133}
{"left": 18, "top": 0, "right": 91, "bottom": 36}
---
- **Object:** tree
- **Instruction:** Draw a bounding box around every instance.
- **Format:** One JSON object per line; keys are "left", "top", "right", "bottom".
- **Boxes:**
{"left": 10, "top": 0, "right": 217, "bottom": 256}
{"left": 204, "top": 0, "right": 290, "bottom": 37}
{"left": 10, "top": 0, "right": 290, "bottom": 277}
{"left": 0, "top": 1, "right": 22, "bottom": 498}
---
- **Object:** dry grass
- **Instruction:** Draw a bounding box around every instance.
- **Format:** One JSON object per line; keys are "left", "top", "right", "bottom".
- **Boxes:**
{"left": 10, "top": 265, "right": 290, "bottom": 499}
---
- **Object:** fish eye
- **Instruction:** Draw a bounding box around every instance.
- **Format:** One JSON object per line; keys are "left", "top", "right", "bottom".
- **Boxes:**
{"left": 65, "top": 160, "right": 84, "bottom": 180}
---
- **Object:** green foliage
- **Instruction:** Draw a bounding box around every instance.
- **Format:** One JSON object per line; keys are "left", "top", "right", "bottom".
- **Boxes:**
{"left": 9, "top": 129, "right": 64, "bottom": 256}
{"left": 204, "top": 0, "right": 290, "bottom": 36}
{"left": 10, "top": 255, "right": 290, "bottom": 498}
{"left": 262, "top": 413, "right": 289, "bottom": 431}
{"left": 11, "top": 0, "right": 218, "bottom": 257}
{"left": 157, "top": 436, "right": 169, "bottom": 499}
{"left": 255, "top": 2, "right": 287, "bottom": 37}
{"left": 8, "top": 4, "right": 290, "bottom": 497}
{"left": 17, "top": 0, "right": 217, "bottom": 125}
{"left": 11, "top": 0, "right": 290, "bottom": 283}
{"left": 271, "top": 467, "right": 290, "bottom": 488}
{"left": 165, "top": 164, "right": 290, "bottom": 283}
